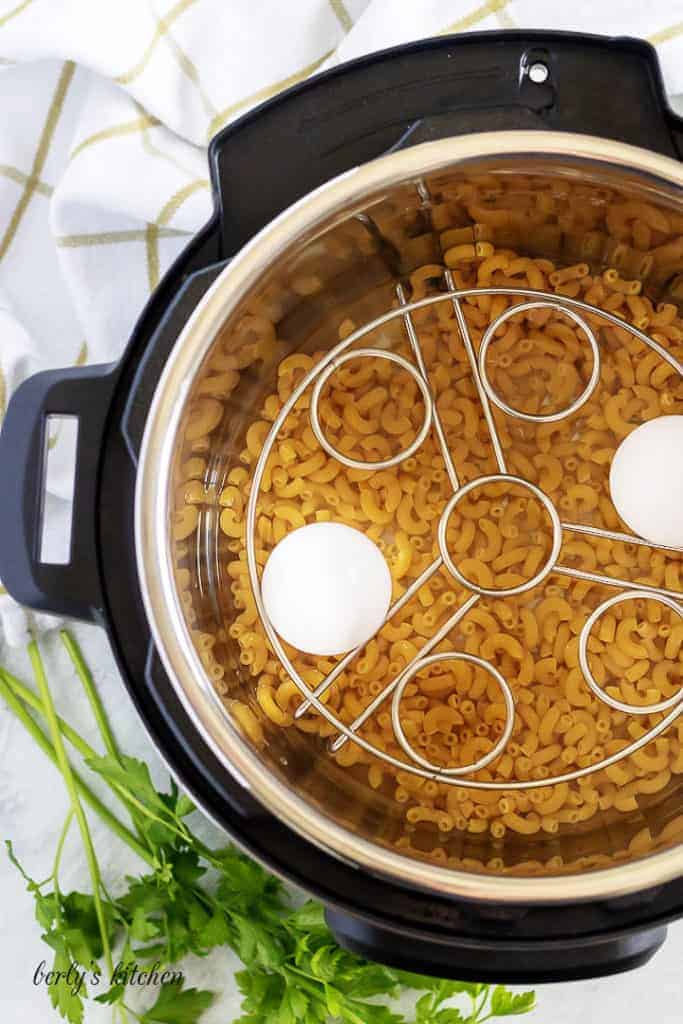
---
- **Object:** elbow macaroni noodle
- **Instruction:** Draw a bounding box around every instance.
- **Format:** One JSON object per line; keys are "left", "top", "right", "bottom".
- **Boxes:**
{"left": 173, "top": 175, "right": 683, "bottom": 871}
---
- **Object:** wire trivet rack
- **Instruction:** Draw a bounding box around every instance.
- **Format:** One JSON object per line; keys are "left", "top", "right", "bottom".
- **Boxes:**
{"left": 244, "top": 267, "right": 683, "bottom": 791}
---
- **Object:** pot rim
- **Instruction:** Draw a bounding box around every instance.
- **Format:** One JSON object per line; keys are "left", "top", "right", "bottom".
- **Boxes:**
{"left": 136, "top": 130, "right": 683, "bottom": 903}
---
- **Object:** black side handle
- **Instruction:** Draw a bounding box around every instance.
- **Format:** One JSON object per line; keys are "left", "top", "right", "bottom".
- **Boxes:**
{"left": 0, "top": 364, "right": 118, "bottom": 623}
{"left": 209, "top": 30, "right": 683, "bottom": 255}
{"left": 326, "top": 906, "right": 667, "bottom": 983}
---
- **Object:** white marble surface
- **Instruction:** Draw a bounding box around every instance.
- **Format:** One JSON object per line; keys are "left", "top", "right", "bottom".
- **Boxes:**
{"left": 0, "top": 622, "right": 682, "bottom": 1021}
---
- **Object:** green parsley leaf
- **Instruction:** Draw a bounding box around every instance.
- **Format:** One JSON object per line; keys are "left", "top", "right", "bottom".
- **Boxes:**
{"left": 279, "top": 985, "right": 310, "bottom": 1023}
{"left": 144, "top": 820, "right": 178, "bottom": 846}
{"left": 85, "top": 754, "right": 171, "bottom": 817}
{"left": 195, "top": 909, "right": 231, "bottom": 950}
{"left": 94, "top": 983, "right": 125, "bottom": 1005}
{"left": 233, "top": 915, "right": 286, "bottom": 971}
{"left": 490, "top": 986, "right": 536, "bottom": 1017}
{"left": 341, "top": 998, "right": 405, "bottom": 1024}
{"left": 5, "top": 840, "right": 59, "bottom": 931}
{"left": 416, "top": 991, "right": 436, "bottom": 1021}
{"left": 442, "top": 981, "right": 485, "bottom": 1000}
{"left": 394, "top": 970, "right": 446, "bottom": 992}
{"left": 171, "top": 849, "right": 206, "bottom": 889}
{"left": 308, "top": 943, "right": 344, "bottom": 982}
{"left": 175, "top": 793, "right": 196, "bottom": 818}
{"left": 287, "top": 901, "right": 327, "bottom": 933}
{"left": 412, "top": 980, "right": 482, "bottom": 1023}
{"left": 235, "top": 966, "right": 285, "bottom": 1020}
{"left": 215, "top": 848, "right": 285, "bottom": 918}
{"left": 130, "top": 904, "right": 161, "bottom": 942}
{"left": 47, "top": 945, "right": 85, "bottom": 1024}
{"left": 37, "top": 895, "right": 60, "bottom": 932}
{"left": 340, "top": 963, "right": 401, "bottom": 998}
{"left": 433, "top": 1010, "right": 466, "bottom": 1024}
{"left": 139, "top": 979, "right": 213, "bottom": 1024}
{"left": 59, "top": 891, "right": 114, "bottom": 965}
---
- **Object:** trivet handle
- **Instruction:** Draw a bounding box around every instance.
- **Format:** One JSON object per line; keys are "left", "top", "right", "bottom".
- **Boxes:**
{"left": 326, "top": 906, "right": 667, "bottom": 983}
{"left": 209, "top": 31, "right": 683, "bottom": 254}
{"left": 0, "top": 363, "right": 117, "bottom": 622}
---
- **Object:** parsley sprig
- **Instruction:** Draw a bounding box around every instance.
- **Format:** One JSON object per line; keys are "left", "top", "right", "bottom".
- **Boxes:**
{"left": 0, "top": 632, "right": 537, "bottom": 1024}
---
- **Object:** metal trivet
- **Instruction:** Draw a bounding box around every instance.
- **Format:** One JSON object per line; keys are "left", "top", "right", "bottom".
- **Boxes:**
{"left": 244, "top": 268, "right": 683, "bottom": 790}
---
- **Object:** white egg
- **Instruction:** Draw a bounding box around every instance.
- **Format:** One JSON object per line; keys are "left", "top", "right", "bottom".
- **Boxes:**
{"left": 261, "top": 522, "right": 393, "bottom": 656}
{"left": 609, "top": 415, "right": 683, "bottom": 547}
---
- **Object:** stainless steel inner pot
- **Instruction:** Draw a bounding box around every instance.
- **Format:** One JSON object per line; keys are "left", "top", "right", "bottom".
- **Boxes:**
{"left": 136, "top": 131, "right": 683, "bottom": 902}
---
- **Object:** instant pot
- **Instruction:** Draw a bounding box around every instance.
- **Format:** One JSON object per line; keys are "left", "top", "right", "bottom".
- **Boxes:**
{"left": 3, "top": 31, "right": 683, "bottom": 982}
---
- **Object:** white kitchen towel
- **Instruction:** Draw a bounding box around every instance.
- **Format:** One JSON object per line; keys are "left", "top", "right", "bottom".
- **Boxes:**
{"left": 0, "top": 0, "right": 683, "bottom": 642}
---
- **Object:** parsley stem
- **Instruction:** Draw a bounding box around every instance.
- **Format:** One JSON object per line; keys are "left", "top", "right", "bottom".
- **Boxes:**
{"left": 52, "top": 809, "right": 74, "bottom": 892}
{"left": 187, "top": 836, "right": 223, "bottom": 870}
{"left": 59, "top": 634, "right": 160, "bottom": 860}
{"left": 60, "top": 630, "right": 121, "bottom": 763}
{"left": 281, "top": 967, "right": 328, "bottom": 1000}
{"left": 474, "top": 988, "right": 490, "bottom": 1022}
{"left": 28, "top": 639, "right": 116, "bottom": 980}
{"left": 59, "top": 631, "right": 172, "bottom": 857}
{"left": 122, "top": 1004, "right": 142, "bottom": 1023}
{"left": 0, "top": 669, "right": 153, "bottom": 867}
{"left": 1, "top": 666, "right": 98, "bottom": 758}
{"left": 108, "top": 786, "right": 193, "bottom": 846}
{"left": 0, "top": 666, "right": 158, "bottom": 856}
